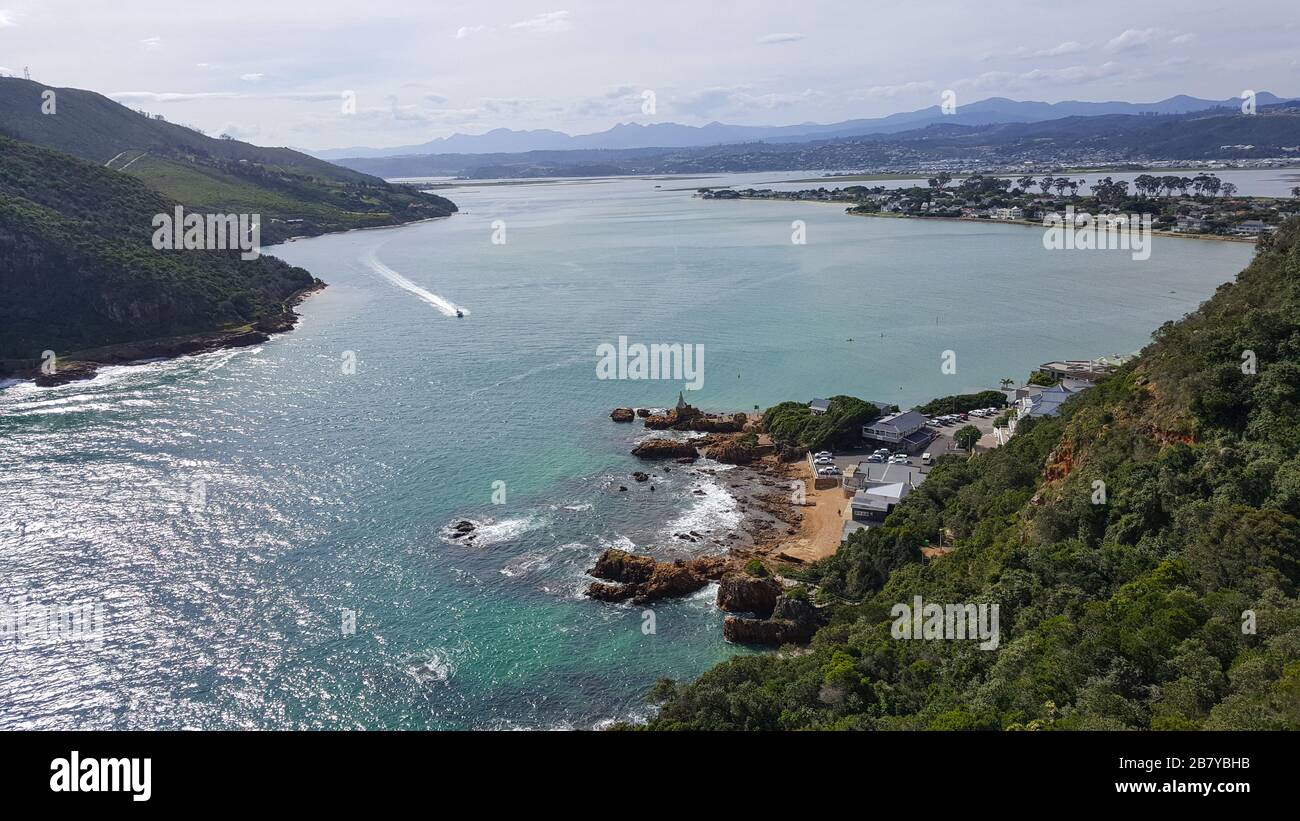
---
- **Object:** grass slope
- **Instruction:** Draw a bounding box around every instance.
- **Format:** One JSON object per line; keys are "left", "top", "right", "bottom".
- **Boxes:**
{"left": 0, "top": 77, "right": 456, "bottom": 242}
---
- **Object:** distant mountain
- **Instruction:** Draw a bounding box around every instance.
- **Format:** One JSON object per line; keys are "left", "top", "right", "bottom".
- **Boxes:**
{"left": 313, "top": 93, "right": 1295, "bottom": 159}
{"left": 330, "top": 102, "right": 1300, "bottom": 179}
{"left": 0, "top": 76, "right": 456, "bottom": 243}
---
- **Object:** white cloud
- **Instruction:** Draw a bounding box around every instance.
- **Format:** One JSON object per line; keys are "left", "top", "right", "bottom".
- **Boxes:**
{"left": 1105, "top": 28, "right": 1159, "bottom": 52}
{"left": 510, "top": 11, "right": 571, "bottom": 33}
{"left": 140, "top": 36, "right": 162, "bottom": 51}
{"left": 858, "top": 81, "right": 937, "bottom": 99}
{"left": 455, "top": 25, "right": 489, "bottom": 39}
{"left": 957, "top": 62, "right": 1126, "bottom": 91}
{"left": 758, "top": 33, "right": 805, "bottom": 45}
{"left": 0, "top": 9, "right": 16, "bottom": 27}
{"left": 240, "top": 73, "right": 264, "bottom": 82}
{"left": 1170, "top": 33, "right": 1197, "bottom": 46}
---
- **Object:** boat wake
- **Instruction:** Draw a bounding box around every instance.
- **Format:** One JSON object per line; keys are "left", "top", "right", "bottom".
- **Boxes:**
{"left": 364, "top": 251, "right": 468, "bottom": 317}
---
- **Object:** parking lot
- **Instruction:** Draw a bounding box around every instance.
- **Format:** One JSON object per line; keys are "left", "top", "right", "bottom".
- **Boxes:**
{"left": 825, "top": 409, "right": 1006, "bottom": 478}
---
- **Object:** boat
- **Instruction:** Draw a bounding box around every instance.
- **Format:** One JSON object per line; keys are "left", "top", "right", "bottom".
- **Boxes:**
{"left": 455, "top": 308, "right": 464, "bottom": 317}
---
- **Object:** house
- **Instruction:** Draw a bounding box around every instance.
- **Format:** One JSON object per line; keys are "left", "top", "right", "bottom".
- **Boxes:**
{"left": 1175, "top": 215, "right": 1209, "bottom": 233}
{"left": 992, "top": 206, "right": 1024, "bottom": 220}
{"left": 1037, "top": 360, "right": 1115, "bottom": 383}
{"left": 1230, "top": 219, "right": 1269, "bottom": 236}
{"left": 841, "top": 520, "right": 871, "bottom": 544}
{"left": 851, "top": 482, "right": 912, "bottom": 522}
{"left": 846, "top": 461, "right": 927, "bottom": 492}
{"left": 1019, "top": 379, "right": 1092, "bottom": 418}
{"left": 809, "top": 397, "right": 831, "bottom": 415}
{"left": 862, "top": 409, "right": 930, "bottom": 451}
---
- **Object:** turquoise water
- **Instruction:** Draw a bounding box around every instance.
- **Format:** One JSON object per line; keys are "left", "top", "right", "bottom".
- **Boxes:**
{"left": 0, "top": 174, "right": 1252, "bottom": 729}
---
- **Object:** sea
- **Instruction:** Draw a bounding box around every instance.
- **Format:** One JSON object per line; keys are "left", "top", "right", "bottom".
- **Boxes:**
{"left": 0, "top": 170, "right": 1255, "bottom": 729}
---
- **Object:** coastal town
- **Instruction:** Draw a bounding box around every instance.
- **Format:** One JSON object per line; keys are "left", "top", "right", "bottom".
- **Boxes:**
{"left": 701, "top": 172, "right": 1296, "bottom": 239}
{"left": 592, "top": 356, "right": 1122, "bottom": 645}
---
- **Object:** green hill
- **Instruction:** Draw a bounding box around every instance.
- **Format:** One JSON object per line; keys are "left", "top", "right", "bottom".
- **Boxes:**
{"left": 0, "top": 135, "right": 316, "bottom": 360}
{"left": 646, "top": 222, "right": 1300, "bottom": 730}
{"left": 0, "top": 76, "right": 456, "bottom": 243}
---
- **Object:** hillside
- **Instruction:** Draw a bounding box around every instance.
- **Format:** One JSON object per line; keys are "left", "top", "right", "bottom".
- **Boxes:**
{"left": 0, "top": 77, "right": 456, "bottom": 242}
{"left": 644, "top": 220, "right": 1300, "bottom": 730}
{"left": 0, "top": 135, "right": 316, "bottom": 360}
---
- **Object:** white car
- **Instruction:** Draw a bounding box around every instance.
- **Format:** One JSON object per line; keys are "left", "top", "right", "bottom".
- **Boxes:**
{"left": 814, "top": 451, "right": 833, "bottom": 459}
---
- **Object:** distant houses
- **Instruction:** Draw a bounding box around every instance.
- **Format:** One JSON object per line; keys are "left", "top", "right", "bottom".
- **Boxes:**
{"left": 809, "top": 397, "right": 832, "bottom": 415}
{"left": 848, "top": 462, "right": 928, "bottom": 523}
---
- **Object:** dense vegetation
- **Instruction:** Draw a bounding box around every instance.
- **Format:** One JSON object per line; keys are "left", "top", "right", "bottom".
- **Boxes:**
{"left": 763, "top": 396, "right": 886, "bottom": 451}
{"left": 0, "top": 136, "right": 314, "bottom": 358}
{"left": 646, "top": 218, "right": 1300, "bottom": 730}
{"left": 0, "top": 77, "right": 456, "bottom": 243}
{"left": 914, "top": 390, "right": 1008, "bottom": 416}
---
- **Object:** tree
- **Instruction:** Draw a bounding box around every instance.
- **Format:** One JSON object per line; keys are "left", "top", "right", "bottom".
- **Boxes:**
{"left": 1000, "top": 377, "right": 1015, "bottom": 390}
{"left": 1017, "top": 175, "right": 1035, "bottom": 193}
{"left": 955, "top": 424, "right": 982, "bottom": 451}
{"left": 1039, "top": 176, "right": 1055, "bottom": 195}
{"left": 1222, "top": 182, "right": 1238, "bottom": 198}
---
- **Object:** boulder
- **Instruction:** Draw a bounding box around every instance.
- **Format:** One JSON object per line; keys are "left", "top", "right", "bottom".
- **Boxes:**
{"left": 716, "top": 572, "right": 782, "bottom": 617}
{"left": 584, "top": 549, "right": 728, "bottom": 604}
{"left": 722, "top": 594, "right": 822, "bottom": 646}
{"left": 610, "top": 407, "right": 635, "bottom": 423}
{"left": 707, "top": 439, "right": 756, "bottom": 465}
{"left": 632, "top": 471, "right": 650, "bottom": 482}
{"left": 631, "top": 439, "right": 699, "bottom": 460}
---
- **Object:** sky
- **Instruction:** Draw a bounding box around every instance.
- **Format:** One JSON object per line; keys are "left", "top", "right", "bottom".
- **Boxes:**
{"left": 0, "top": 0, "right": 1297, "bottom": 151}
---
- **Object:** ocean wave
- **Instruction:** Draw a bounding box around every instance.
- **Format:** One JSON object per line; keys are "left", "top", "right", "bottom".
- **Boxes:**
{"left": 440, "top": 513, "right": 547, "bottom": 547}
{"left": 405, "top": 650, "right": 453, "bottom": 685}
{"left": 665, "top": 479, "right": 741, "bottom": 538}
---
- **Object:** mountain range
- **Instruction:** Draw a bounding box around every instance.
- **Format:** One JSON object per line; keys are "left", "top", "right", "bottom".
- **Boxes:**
{"left": 312, "top": 93, "right": 1295, "bottom": 159}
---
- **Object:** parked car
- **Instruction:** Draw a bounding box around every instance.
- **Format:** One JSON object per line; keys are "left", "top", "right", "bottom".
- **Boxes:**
{"left": 922, "top": 452, "right": 933, "bottom": 465}
{"left": 865, "top": 455, "right": 883, "bottom": 463}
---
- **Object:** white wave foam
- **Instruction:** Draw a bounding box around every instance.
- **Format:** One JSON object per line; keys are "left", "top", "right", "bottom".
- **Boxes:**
{"left": 666, "top": 479, "right": 741, "bottom": 537}
{"left": 441, "top": 514, "right": 546, "bottom": 547}
{"left": 364, "top": 251, "right": 467, "bottom": 317}
{"left": 406, "top": 651, "right": 453, "bottom": 685}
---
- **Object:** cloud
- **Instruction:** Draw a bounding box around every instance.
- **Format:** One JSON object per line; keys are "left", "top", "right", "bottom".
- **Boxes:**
{"left": 1105, "top": 28, "right": 1159, "bottom": 52}
{"left": 0, "top": 9, "right": 15, "bottom": 27}
{"left": 956, "top": 61, "right": 1126, "bottom": 91}
{"left": 758, "top": 33, "right": 805, "bottom": 45}
{"left": 109, "top": 90, "right": 342, "bottom": 103}
{"left": 1170, "top": 32, "right": 1197, "bottom": 46}
{"left": 670, "top": 86, "right": 825, "bottom": 118}
{"left": 510, "top": 11, "right": 571, "bottom": 33}
{"left": 858, "top": 81, "right": 937, "bottom": 99}
{"left": 240, "top": 73, "right": 264, "bottom": 82}
{"left": 140, "top": 36, "right": 162, "bottom": 51}
{"left": 455, "top": 25, "right": 489, "bottom": 39}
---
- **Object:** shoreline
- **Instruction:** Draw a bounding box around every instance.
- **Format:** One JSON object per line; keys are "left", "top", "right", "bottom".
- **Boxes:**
{"left": 707, "top": 196, "right": 1259, "bottom": 243}
{"left": 0, "top": 211, "right": 457, "bottom": 389}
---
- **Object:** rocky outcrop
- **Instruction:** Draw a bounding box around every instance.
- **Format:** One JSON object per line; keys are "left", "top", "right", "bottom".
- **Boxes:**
{"left": 646, "top": 408, "right": 746, "bottom": 433}
{"left": 635, "top": 408, "right": 652, "bottom": 418}
{"left": 722, "top": 594, "right": 822, "bottom": 646}
{"left": 31, "top": 361, "right": 99, "bottom": 387}
{"left": 585, "top": 549, "right": 728, "bottom": 605}
{"left": 631, "top": 439, "right": 699, "bottom": 460}
{"left": 706, "top": 439, "right": 756, "bottom": 465}
{"left": 632, "top": 471, "right": 650, "bottom": 482}
{"left": 610, "top": 407, "right": 635, "bottom": 423}
{"left": 716, "top": 572, "right": 781, "bottom": 617}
